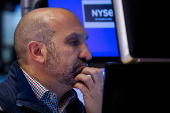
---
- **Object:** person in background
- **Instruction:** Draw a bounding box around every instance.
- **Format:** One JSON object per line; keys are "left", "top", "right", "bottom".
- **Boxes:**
{"left": 0, "top": 8, "right": 103, "bottom": 113}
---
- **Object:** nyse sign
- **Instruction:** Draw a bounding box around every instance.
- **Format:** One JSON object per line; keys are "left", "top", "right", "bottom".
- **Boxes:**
{"left": 84, "top": 5, "right": 113, "bottom": 22}
{"left": 92, "top": 9, "right": 113, "bottom": 18}
{"left": 82, "top": 0, "right": 115, "bottom": 28}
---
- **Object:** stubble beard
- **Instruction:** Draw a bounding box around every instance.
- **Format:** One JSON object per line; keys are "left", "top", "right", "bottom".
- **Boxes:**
{"left": 44, "top": 42, "right": 86, "bottom": 86}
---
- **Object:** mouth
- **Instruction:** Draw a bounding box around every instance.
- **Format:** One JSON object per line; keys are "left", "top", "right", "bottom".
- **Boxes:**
{"left": 76, "top": 63, "right": 88, "bottom": 74}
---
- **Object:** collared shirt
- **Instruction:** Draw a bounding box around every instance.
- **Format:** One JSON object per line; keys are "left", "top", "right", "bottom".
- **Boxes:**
{"left": 22, "top": 69, "right": 76, "bottom": 113}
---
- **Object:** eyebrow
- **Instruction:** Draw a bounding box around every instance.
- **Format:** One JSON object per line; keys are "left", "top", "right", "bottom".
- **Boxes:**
{"left": 66, "top": 32, "right": 89, "bottom": 40}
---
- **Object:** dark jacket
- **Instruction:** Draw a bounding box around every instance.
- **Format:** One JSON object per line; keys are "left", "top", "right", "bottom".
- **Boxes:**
{"left": 0, "top": 61, "right": 85, "bottom": 113}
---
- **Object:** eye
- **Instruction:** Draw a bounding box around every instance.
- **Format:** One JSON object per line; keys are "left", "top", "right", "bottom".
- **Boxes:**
{"left": 70, "top": 41, "right": 78, "bottom": 46}
{"left": 69, "top": 39, "right": 79, "bottom": 46}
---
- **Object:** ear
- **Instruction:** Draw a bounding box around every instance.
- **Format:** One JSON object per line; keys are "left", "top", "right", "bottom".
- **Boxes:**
{"left": 27, "top": 41, "right": 47, "bottom": 64}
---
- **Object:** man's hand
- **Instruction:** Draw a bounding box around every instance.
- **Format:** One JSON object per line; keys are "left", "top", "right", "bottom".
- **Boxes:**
{"left": 74, "top": 67, "right": 104, "bottom": 113}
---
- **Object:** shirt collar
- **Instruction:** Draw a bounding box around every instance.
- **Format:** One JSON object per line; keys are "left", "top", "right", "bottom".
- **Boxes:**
{"left": 21, "top": 68, "right": 76, "bottom": 113}
{"left": 21, "top": 69, "right": 48, "bottom": 100}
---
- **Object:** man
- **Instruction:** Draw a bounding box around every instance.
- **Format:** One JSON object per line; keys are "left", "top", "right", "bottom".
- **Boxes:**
{"left": 0, "top": 8, "right": 104, "bottom": 113}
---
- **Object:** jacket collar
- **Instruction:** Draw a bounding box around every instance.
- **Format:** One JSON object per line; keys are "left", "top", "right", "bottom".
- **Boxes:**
{"left": 6, "top": 60, "right": 51, "bottom": 112}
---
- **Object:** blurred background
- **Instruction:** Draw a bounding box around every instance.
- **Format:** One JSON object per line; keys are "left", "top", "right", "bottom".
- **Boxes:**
{"left": 0, "top": 0, "right": 20, "bottom": 81}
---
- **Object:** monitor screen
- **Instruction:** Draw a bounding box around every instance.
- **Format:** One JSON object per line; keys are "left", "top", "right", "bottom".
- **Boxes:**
{"left": 46, "top": 0, "right": 120, "bottom": 63}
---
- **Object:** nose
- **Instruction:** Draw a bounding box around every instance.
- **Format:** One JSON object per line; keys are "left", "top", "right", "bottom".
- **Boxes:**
{"left": 79, "top": 44, "right": 92, "bottom": 61}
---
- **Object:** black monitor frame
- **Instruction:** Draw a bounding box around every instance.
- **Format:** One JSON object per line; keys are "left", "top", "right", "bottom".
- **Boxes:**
{"left": 113, "top": 0, "right": 170, "bottom": 64}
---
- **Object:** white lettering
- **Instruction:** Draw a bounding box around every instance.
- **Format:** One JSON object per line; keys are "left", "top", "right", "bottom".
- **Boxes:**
{"left": 91, "top": 9, "right": 113, "bottom": 17}
{"left": 98, "top": 9, "right": 103, "bottom": 17}
{"left": 103, "top": 9, "right": 108, "bottom": 17}
{"left": 108, "top": 9, "right": 113, "bottom": 17}
{"left": 92, "top": 9, "right": 98, "bottom": 17}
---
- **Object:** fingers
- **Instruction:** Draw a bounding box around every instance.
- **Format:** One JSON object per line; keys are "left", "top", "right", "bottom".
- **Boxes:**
{"left": 74, "top": 74, "right": 96, "bottom": 91}
{"left": 81, "top": 67, "right": 104, "bottom": 85}
{"left": 74, "top": 67, "right": 104, "bottom": 93}
{"left": 74, "top": 82, "right": 91, "bottom": 99}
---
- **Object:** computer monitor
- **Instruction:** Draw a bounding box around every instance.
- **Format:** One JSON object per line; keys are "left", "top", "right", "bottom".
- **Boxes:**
{"left": 102, "top": 63, "right": 170, "bottom": 113}
{"left": 44, "top": 0, "right": 120, "bottom": 64}
{"left": 113, "top": 0, "right": 170, "bottom": 64}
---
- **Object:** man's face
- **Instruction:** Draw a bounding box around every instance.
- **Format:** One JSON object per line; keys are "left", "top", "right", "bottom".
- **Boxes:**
{"left": 44, "top": 17, "right": 92, "bottom": 86}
